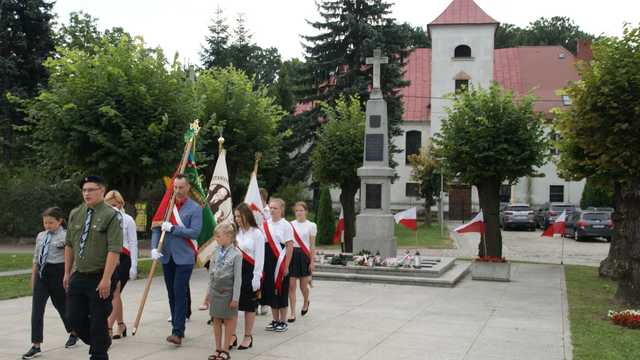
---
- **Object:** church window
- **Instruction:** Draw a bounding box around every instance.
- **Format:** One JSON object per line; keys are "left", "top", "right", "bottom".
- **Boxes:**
{"left": 455, "top": 79, "right": 469, "bottom": 92}
{"left": 454, "top": 45, "right": 472, "bottom": 58}
{"left": 405, "top": 130, "right": 422, "bottom": 164}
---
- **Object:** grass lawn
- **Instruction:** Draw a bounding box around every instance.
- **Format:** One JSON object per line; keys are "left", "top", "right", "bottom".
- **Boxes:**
{"left": 0, "top": 253, "right": 33, "bottom": 272}
{"left": 0, "top": 274, "right": 31, "bottom": 300}
{"left": 565, "top": 265, "right": 640, "bottom": 359}
{"left": 396, "top": 222, "right": 453, "bottom": 249}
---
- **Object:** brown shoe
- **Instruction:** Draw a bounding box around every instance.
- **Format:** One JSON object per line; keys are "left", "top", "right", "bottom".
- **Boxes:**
{"left": 166, "top": 335, "right": 182, "bottom": 346}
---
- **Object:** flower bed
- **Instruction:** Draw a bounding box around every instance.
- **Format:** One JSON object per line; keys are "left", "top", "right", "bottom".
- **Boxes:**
{"left": 475, "top": 256, "right": 507, "bottom": 263}
{"left": 608, "top": 309, "right": 640, "bottom": 329}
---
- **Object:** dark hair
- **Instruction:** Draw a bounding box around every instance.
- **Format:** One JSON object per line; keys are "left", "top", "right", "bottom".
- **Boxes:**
{"left": 235, "top": 203, "right": 258, "bottom": 229}
{"left": 42, "top": 207, "right": 66, "bottom": 228}
{"left": 174, "top": 173, "right": 190, "bottom": 184}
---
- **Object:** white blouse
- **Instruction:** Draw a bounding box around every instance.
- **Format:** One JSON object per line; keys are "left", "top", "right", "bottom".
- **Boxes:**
{"left": 236, "top": 227, "right": 265, "bottom": 281}
{"left": 290, "top": 220, "right": 317, "bottom": 249}
{"left": 121, "top": 210, "right": 138, "bottom": 269}
{"left": 267, "top": 218, "right": 294, "bottom": 247}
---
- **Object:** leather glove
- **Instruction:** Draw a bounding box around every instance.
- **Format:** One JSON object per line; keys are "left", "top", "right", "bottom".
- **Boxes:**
{"left": 161, "top": 221, "right": 173, "bottom": 233}
{"left": 151, "top": 249, "right": 163, "bottom": 261}
{"left": 252, "top": 275, "right": 261, "bottom": 292}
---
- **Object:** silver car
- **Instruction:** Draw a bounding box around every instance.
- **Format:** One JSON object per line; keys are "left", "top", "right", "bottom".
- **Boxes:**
{"left": 500, "top": 203, "right": 536, "bottom": 231}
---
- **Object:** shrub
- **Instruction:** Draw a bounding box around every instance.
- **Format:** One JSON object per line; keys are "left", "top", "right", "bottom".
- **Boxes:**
{"left": 316, "top": 186, "right": 335, "bottom": 245}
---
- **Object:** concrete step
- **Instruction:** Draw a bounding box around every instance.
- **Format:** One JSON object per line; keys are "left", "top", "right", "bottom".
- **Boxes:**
{"left": 313, "top": 261, "right": 471, "bottom": 288}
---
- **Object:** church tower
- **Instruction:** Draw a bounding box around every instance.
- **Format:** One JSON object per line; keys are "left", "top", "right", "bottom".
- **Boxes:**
{"left": 428, "top": 0, "right": 499, "bottom": 137}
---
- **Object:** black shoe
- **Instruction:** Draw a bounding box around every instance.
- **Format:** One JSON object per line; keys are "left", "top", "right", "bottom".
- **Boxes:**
{"left": 22, "top": 346, "right": 41, "bottom": 359}
{"left": 274, "top": 322, "right": 288, "bottom": 332}
{"left": 65, "top": 334, "right": 78, "bottom": 348}
{"left": 301, "top": 301, "right": 310, "bottom": 316}
{"left": 237, "top": 335, "right": 253, "bottom": 350}
{"left": 265, "top": 320, "right": 277, "bottom": 331}
{"left": 287, "top": 317, "right": 296, "bottom": 323}
{"left": 230, "top": 334, "right": 238, "bottom": 348}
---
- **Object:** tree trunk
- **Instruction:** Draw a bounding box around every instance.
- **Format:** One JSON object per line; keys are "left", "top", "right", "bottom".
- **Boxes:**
{"left": 599, "top": 181, "right": 640, "bottom": 306}
{"left": 340, "top": 183, "right": 358, "bottom": 253}
{"left": 476, "top": 178, "right": 502, "bottom": 257}
{"left": 424, "top": 197, "right": 432, "bottom": 227}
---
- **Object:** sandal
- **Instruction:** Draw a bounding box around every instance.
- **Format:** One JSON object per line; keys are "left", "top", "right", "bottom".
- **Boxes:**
{"left": 198, "top": 304, "right": 209, "bottom": 311}
{"left": 218, "top": 350, "right": 230, "bottom": 359}
{"left": 230, "top": 334, "right": 238, "bottom": 348}
{"left": 208, "top": 350, "right": 221, "bottom": 360}
{"left": 237, "top": 335, "right": 253, "bottom": 350}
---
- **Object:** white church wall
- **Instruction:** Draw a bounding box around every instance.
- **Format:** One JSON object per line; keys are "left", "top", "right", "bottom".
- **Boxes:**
{"left": 390, "top": 121, "right": 430, "bottom": 210}
{"left": 430, "top": 24, "right": 497, "bottom": 137}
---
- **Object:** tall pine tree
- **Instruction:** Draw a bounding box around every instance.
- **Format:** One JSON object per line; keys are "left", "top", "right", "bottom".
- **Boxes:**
{"left": 201, "top": 6, "right": 231, "bottom": 69}
{"left": 0, "top": 0, "right": 55, "bottom": 165}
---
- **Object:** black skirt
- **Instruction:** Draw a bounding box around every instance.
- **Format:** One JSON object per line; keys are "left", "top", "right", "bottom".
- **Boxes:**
{"left": 116, "top": 253, "right": 132, "bottom": 291}
{"left": 289, "top": 247, "right": 311, "bottom": 278}
{"left": 239, "top": 259, "right": 258, "bottom": 312}
{"left": 259, "top": 242, "right": 290, "bottom": 309}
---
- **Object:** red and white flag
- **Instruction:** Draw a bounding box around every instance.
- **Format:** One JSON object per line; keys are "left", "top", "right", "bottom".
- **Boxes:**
{"left": 455, "top": 210, "right": 485, "bottom": 234}
{"left": 244, "top": 172, "right": 266, "bottom": 225}
{"left": 542, "top": 210, "right": 567, "bottom": 237}
{"left": 394, "top": 207, "right": 417, "bottom": 231}
{"left": 333, "top": 207, "right": 344, "bottom": 244}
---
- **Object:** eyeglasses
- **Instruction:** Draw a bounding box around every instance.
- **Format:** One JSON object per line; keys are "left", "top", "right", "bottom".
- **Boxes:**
{"left": 82, "top": 188, "right": 101, "bottom": 193}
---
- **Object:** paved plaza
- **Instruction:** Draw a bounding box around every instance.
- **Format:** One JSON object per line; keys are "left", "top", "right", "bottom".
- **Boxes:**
{"left": 1, "top": 262, "right": 572, "bottom": 360}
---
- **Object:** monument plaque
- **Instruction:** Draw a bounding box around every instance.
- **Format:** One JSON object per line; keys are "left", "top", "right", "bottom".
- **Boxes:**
{"left": 365, "top": 134, "right": 384, "bottom": 162}
{"left": 366, "top": 184, "right": 382, "bottom": 209}
{"left": 369, "top": 115, "right": 381, "bottom": 128}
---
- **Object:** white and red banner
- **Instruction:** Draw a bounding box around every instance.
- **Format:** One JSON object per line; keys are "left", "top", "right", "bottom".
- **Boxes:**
{"left": 333, "top": 207, "right": 344, "bottom": 245}
{"left": 394, "top": 207, "right": 417, "bottom": 231}
{"left": 455, "top": 210, "right": 485, "bottom": 234}
{"left": 291, "top": 224, "right": 311, "bottom": 260}
{"left": 542, "top": 211, "right": 567, "bottom": 237}
{"left": 244, "top": 172, "right": 266, "bottom": 225}
{"left": 173, "top": 206, "right": 198, "bottom": 255}
{"left": 263, "top": 222, "right": 287, "bottom": 294}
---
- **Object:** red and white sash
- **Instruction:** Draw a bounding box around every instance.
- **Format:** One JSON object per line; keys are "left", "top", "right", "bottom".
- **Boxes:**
{"left": 238, "top": 247, "right": 255, "bottom": 266}
{"left": 172, "top": 206, "right": 198, "bottom": 255}
{"left": 263, "top": 222, "right": 287, "bottom": 294}
{"left": 291, "top": 223, "right": 311, "bottom": 260}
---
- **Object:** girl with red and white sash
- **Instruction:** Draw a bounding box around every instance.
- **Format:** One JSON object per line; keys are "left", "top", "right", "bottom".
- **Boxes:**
{"left": 234, "top": 203, "right": 265, "bottom": 350}
{"left": 288, "top": 202, "right": 316, "bottom": 322}
{"left": 260, "top": 198, "right": 294, "bottom": 333}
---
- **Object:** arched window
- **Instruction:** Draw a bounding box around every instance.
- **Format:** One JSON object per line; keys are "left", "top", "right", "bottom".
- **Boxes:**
{"left": 454, "top": 45, "right": 472, "bottom": 58}
{"left": 405, "top": 130, "right": 422, "bottom": 164}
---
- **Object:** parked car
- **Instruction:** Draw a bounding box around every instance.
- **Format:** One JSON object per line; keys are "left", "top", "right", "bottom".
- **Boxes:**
{"left": 500, "top": 203, "right": 536, "bottom": 231}
{"left": 564, "top": 210, "right": 613, "bottom": 242}
{"left": 586, "top": 207, "right": 614, "bottom": 213}
{"left": 537, "top": 203, "right": 578, "bottom": 229}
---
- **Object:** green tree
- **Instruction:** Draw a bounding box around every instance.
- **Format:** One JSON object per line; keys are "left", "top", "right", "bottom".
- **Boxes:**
{"left": 0, "top": 0, "right": 55, "bottom": 165}
{"left": 200, "top": 6, "right": 231, "bottom": 69}
{"left": 408, "top": 146, "right": 440, "bottom": 226}
{"left": 55, "top": 11, "right": 102, "bottom": 52}
{"left": 495, "top": 23, "right": 526, "bottom": 49}
{"left": 316, "top": 186, "right": 336, "bottom": 245}
{"left": 580, "top": 178, "right": 614, "bottom": 209}
{"left": 555, "top": 25, "right": 640, "bottom": 305}
{"left": 298, "top": 0, "right": 412, "bottom": 180}
{"left": 21, "top": 35, "right": 197, "bottom": 203}
{"left": 194, "top": 67, "right": 284, "bottom": 203}
{"left": 525, "top": 16, "right": 592, "bottom": 54}
{"left": 434, "top": 84, "right": 547, "bottom": 257}
{"left": 311, "top": 95, "right": 364, "bottom": 252}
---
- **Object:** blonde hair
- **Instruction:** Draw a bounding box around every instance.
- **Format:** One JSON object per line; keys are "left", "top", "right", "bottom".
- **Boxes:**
{"left": 293, "top": 201, "right": 308, "bottom": 211}
{"left": 215, "top": 223, "right": 237, "bottom": 245}
{"left": 105, "top": 190, "right": 125, "bottom": 209}
{"left": 269, "top": 197, "right": 285, "bottom": 218}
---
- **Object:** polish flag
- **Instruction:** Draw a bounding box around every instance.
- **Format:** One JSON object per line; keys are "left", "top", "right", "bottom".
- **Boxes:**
{"left": 244, "top": 172, "right": 266, "bottom": 225}
{"left": 394, "top": 207, "right": 417, "bottom": 231}
{"left": 542, "top": 211, "right": 567, "bottom": 237}
{"left": 455, "top": 210, "right": 485, "bottom": 234}
{"left": 332, "top": 207, "right": 344, "bottom": 244}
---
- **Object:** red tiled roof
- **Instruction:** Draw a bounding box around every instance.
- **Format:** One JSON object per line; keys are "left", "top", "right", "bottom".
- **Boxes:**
{"left": 401, "top": 48, "right": 432, "bottom": 121}
{"left": 494, "top": 46, "right": 580, "bottom": 114}
{"left": 429, "top": 0, "right": 498, "bottom": 26}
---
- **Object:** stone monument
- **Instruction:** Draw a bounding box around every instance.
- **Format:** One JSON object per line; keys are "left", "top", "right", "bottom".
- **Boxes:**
{"left": 353, "top": 48, "right": 397, "bottom": 258}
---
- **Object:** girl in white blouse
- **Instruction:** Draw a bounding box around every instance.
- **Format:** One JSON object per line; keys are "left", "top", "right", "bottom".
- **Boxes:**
{"left": 234, "top": 203, "right": 265, "bottom": 350}
{"left": 288, "top": 202, "right": 316, "bottom": 322}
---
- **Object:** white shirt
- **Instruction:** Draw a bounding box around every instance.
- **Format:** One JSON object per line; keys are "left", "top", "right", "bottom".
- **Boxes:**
{"left": 236, "top": 227, "right": 265, "bottom": 282}
{"left": 290, "top": 220, "right": 317, "bottom": 249}
{"left": 267, "top": 218, "right": 294, "bottom": 248}
{"left": 262, "top": 205, "right": 272, "bottom": 222}
{"left": 121, "top": 210, "right": 138, "bottom": 270}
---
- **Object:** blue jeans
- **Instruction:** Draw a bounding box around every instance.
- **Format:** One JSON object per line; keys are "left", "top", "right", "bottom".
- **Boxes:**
{"left": 162, "top": 258, "right": 193, "bottom": 337}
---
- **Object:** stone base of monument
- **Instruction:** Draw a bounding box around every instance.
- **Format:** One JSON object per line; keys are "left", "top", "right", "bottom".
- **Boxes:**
{"left": 353, "top": 213, "right": 396, "bottom": 258}
{"left": 313, "top": 257, "right": 470, "bottom": 287}
{"left": 471, "top": 260, "right": 511, "bottom": 282}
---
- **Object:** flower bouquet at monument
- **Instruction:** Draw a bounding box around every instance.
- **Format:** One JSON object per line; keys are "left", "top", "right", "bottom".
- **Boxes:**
{"left": 475, "top": 256, "right": 507, "bottom": 263}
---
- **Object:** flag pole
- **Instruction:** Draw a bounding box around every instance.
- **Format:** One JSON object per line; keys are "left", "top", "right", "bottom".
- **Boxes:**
{"left": 253, "top": 152, "right": 263, "bottom": 177}
{"left": 132, "top": 120, "right": 201, "bottom": 336}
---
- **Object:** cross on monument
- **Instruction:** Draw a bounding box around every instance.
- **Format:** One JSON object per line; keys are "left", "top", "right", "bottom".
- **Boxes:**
{"left": 366, "top": 48, "right": 388, "bottom": 98}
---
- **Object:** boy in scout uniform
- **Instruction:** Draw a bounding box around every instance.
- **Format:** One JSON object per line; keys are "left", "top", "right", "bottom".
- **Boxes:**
{"left": 64, "top": 176, "right": 122, "bottom": 360}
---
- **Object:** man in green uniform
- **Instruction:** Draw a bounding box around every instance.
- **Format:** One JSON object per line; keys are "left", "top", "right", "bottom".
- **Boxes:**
{"left": 64, "top": 176, "right": 122, "bottom": 360}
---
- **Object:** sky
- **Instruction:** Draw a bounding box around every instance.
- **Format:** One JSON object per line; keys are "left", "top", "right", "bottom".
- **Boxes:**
{"left": 52, "top": 0, "right": 640, "bottom": 65}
